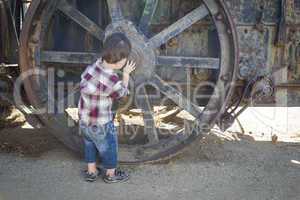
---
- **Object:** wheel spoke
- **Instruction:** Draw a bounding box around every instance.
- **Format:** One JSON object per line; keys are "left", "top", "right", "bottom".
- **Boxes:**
{"left": 107, "top": 0, "right": 123, "bottom": 23}
{"left": 40, "top": 51, "right": 98, "bottom": 64}
{"left": 157, "top": 56, "right": 220, "bottom": 69}
{"left": 152, "top": 74, "right": 202, "bottom": 118}
{"left": 147, "top": 4, "right": 209, "bottom": 48}
{"left": 57, "top": 0, "right": 104, "bottom": 41}
{"left": 20, "top": 0, "right": 238, "bottom": 163}
{"left": 139, "top": 0, "right": 159, "bottom": 35}
{"left": 135, "top": 84, "right": 159, "bottom": 144}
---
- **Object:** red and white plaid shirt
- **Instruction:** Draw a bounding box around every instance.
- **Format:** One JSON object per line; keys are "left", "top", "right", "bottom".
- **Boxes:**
{"left": 78, "top": 59, "right": 129, "bottom": 126}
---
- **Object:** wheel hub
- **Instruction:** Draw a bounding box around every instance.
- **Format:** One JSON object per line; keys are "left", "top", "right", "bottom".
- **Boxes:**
{"left": 104, "top": 20, "right": 156, "bottom": 82}
{"left": 20, "top": 0, "right": 239, "bottom": 164}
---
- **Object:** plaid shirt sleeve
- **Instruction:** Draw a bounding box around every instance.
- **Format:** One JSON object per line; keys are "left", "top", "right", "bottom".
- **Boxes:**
{"left": 108, "top": 75, "right": 130, "bottom": 100}
{"left": 79, "top": 63, "right": 100, "bottom": 95}
{"left": 79, "top": 63, "right": 129, "bottom": 99}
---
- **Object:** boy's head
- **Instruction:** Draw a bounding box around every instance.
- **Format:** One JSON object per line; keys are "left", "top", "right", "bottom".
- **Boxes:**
{"left": 101, "top": 33, "right": 132, "bottom": 69}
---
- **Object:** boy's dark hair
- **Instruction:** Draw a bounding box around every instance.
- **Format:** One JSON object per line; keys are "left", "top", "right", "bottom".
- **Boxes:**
{"left": 101, "top": 33, "right": 132, "bottom": 64}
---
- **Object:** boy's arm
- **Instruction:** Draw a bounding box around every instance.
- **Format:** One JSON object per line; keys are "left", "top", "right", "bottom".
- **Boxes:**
{"left": 80, "top": 70, "right": 128, "bottom": 98}
{"left": 108, "top": 74, "right": 130, "bottom": 100}
{"left": 109, "top": 61, "right": 136, "bottom": 100}
{"left": 80, "top": 60, "right": 136, "bottom": 98}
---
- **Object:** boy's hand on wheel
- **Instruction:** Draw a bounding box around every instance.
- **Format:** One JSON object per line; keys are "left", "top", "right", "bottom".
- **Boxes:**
{"left": 123, "top": 60, "right": 136, "bottom": 74}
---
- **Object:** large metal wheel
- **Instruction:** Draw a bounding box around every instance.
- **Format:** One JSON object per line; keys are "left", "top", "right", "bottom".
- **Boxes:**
{"left": 19, "top": 0, "right": 238, "bottom": 164}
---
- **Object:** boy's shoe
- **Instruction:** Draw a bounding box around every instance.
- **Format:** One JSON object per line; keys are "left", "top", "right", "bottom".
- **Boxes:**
{"left": 102, "top": 168, "right": 130, "bottom": 184}
{"left": 83, "top": 167, "right": 102, "bottom": 182}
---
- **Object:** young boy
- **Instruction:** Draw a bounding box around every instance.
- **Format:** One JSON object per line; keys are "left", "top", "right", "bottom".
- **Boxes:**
{"left": 78, "top": 33, "right": 136, "bottom": 183}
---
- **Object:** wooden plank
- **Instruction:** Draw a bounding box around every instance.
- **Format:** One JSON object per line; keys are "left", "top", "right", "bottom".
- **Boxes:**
{"left": 147, "top": 5, "right": 209, "bottom": 48}
{"left": 157, "top": 56, "right": 219, "bottom": 69}
{"left": 58, "top": 0, "right": 104, "bottom": 41}
{"left": 40, "top": 51, "right": 98, "bottom": 64}
{"left": 139, "top": 0, "right": 159, "bottom": 35}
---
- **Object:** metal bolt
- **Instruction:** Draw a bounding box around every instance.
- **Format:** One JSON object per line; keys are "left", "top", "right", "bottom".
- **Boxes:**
{"left": 167, "top": 38, "right": 178, "bottom": 47}
{"left": 239, "top": 66, "right": 251, "bottom": 78}
{"left": 57, "top": 70, "right": 65, "bottom": 78}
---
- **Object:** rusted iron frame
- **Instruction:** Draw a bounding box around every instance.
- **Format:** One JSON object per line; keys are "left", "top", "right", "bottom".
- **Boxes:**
{"left": 20, "top": 0, "right": 238, "bottom": 164}
{"left": 275, "top": 0, "right": 287, "bottom": 46}
{"left": 189, "top": 0, "right": 238, "bottom": 138}
{"left": 147, "top": 4, "right": 210, "bottom": 49}
{"left": 0, "top": 0, "right": 19, "bottom": 42}
{"left": 37, "top": 0, "right": 232, "bottom": 161}
{"left": 0, "top": 0, "right": 8, "bottom": 62}
{"left": 106, "top": 0, "right": 123, "bottom": 23}
{"left": 0, "top": 0, "right": 19, "bottom": 64}
{"left": 39, "top": 50, "right": 220, "bottom": 70}
{"left": 151, "top": 74, "right": 203, "bottom": 119}
{"left": 220, "top": 76, "right": 260, "bottom": 126}
{"left": 40, "top": 51, "right": 98, "bottom": 65}
{"left": 57, "top": 0, "right": 104, "bottom": 41}
{"left": 21, "top": 0, "right": 84, "bottom": 149}
{"left": 138, "top": 0, "right": 238, "bottom": 158}
{"left": 135, "top": 84, "right": 159, "bottom": 145}
{"left": 138, "top": 0, "right": 158, "bottom": 35}
{"left": 10, "top": 0, "right": 24, "bottom": 37}
{"left": 225, "top": 60, "right": 291, "bottom": 123}
{"left": 157, "top": 56, "right": 219, "bottom": 69}
{"left": 228, "top": 76, "right": 259, "bottom": 115}
{"left": 275, "top": 83, "right": 300, "bottom": 88}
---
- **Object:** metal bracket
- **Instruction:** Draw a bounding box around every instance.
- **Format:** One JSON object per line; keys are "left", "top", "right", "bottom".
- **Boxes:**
{"left": 217, "top": 76, "right": 274, "bottom": 132}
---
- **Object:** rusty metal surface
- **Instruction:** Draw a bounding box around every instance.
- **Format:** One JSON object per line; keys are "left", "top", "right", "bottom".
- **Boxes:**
{"left": 224, "top": 0, "right": 281, "bottom": 24}
{"left": 0, "top": 0, "right": 18, "bottom": 64}
{"left": 19, "top": 0, "right": 238, "bottom": 164}
{"left": 219, "top": 0, "right": 300, "bottom": 106}
{"left": 0, "top": 0, "right": 298, "bottom": 163}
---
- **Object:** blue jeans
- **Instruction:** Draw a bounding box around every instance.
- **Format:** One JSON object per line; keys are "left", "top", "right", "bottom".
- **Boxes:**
{"left": 80, "top": 121, "right": 118, "bottom": 169}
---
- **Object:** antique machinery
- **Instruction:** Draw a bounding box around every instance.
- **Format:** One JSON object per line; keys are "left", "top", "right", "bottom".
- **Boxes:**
{"left": 1, "top": 0, "right": 300, "bottom": 164}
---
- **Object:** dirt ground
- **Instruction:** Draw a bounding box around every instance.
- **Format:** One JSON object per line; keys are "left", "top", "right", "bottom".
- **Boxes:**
{"left": 0, "top": 109, "right": 300, "bottom": 200}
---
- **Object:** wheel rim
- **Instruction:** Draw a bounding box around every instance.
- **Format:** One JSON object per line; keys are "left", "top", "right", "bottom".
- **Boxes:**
{"left": 19, "top": 0, "right": 239, "bottom": 164}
